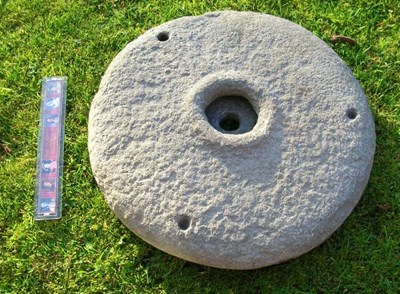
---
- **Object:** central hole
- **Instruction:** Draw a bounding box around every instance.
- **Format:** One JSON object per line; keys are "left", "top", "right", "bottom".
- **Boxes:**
{"left": 219, "top": 114, "right": 240, "bottom": 131}
{"left": 205, "top": 95, "right": 258, "bottom": 134}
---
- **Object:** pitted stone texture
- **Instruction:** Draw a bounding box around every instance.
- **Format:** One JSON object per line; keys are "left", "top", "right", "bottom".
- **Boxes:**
{"left": 88, "top": 11, "right": 375, "bottom": 269}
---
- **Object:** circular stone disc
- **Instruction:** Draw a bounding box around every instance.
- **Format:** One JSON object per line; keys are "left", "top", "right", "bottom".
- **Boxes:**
{"left": 88, "top": 11, "right": 375, "bottom": 269}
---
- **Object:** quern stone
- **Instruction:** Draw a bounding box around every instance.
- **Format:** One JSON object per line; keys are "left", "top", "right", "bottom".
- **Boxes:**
{"left": 88, "top": 11, "right": 375, "bottom": 269}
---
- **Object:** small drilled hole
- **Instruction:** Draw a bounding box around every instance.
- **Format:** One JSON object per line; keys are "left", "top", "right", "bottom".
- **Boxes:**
{"left": 347, "top": 108, "right": 357, "bottom": 119}
{"left": 157, "top": 32, "right": 169, "bottom": 42}
{"left": 177, "top": 215, "right": 190, "bottom": 230}
{"left": 219, "top": 114, "right": 240, "bottom": 131}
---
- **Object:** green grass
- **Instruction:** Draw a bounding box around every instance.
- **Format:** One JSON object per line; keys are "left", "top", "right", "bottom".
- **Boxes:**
{"left": 0, "top": 0, "right": 399, "bottom": 292}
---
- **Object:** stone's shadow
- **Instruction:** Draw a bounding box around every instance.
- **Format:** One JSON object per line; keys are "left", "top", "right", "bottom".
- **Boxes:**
{"left": 360, "top": 111, "right": 400, "bottom": 213}
{"left": 136, "top": 112, "right": 398, "bottom": 291}
{"left": 32, "top": 112, "right": 395, "bottom": 291}
{"left": 1, "top": 0, "right": 9, "bottom": 8}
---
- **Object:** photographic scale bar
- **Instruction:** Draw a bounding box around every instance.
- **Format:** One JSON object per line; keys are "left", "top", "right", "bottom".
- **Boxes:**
{"left": 34, "top": 77, "right": 67, "bottom": 220}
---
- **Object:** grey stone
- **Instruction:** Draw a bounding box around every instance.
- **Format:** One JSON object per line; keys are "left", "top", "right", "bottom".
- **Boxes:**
{"left": 88, "top": 11, "right": 375, "bottom": 269}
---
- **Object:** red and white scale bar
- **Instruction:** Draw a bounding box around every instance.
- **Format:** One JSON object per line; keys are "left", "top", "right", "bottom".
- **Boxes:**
{"left": 34, "top": 77, "right": 67, "bottom": 220}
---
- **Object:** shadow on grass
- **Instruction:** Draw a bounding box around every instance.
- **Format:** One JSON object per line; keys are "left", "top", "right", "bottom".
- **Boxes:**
{"left": 0, "top": 0, "right": 9, "bottom": 10}
{"left": 26, "top": 112, "right": 398, "bottom": 293}
{"left": 142, "top": 112, "right": 399, "bottom": 293}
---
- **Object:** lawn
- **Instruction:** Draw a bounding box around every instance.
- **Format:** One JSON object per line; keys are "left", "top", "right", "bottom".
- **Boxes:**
{"left": 0, "top": 0, "right": 399, "bottom": 292}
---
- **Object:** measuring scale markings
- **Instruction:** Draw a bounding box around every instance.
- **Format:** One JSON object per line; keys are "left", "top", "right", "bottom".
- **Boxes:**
{"left": 34, "top": 77, "right": 67, "bottom": 220}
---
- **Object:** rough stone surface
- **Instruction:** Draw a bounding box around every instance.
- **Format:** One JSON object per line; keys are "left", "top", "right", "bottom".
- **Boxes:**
{"left": 88, "top": 11, "right": 376, "bottom": 269}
